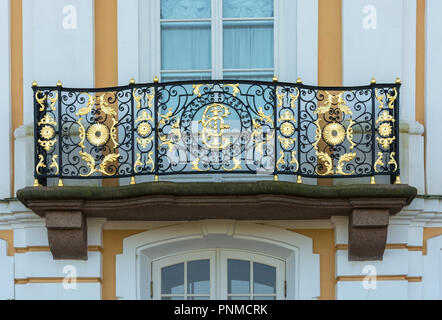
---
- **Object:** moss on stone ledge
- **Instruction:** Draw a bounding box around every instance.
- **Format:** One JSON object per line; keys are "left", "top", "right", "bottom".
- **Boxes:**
{"left": 17, "top": 181, "right": 417, "bottom": 206}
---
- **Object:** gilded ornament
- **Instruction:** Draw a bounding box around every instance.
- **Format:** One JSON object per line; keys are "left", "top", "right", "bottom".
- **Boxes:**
{"left": 377, "top": 136, "right": 396, "bottom": 150}
{"left": 192, "top": 158, "right": 209, "bottom": 172}
{"left": 86, "top": 123, "right": 110, "bottom": 147}
{"left": 374, "top": 152, "right": 384, "bottom": 173}
{"left": 316, "top": 152, "right": 333, "bottom": 176}
{"left": 50, "top": 155, "right": 59, "bottom": 175}
{"left": 40, "top": 125, "right": 55, "bottom": 140}
{"left": 137, "top": 137, "right": 154, "bottom": 149}
{"left": 98, "top": 94, "right": 116, "bottom": 117}
{"left": 278, "top": 136, "right": 295, "bottom": 149}
{"left": 36, "top": 154, "right": 46, "bottom": 175}
{"left": 375, "top": 89, "right": 385, "bottom": 110}
{"left": 79, "top": 151, "right": 120, "bottom": 177}
{"left": 379, "top": 123, "right": 393, "bottom": 137}
{"left": 110, "top": 118, "right": 119, "bottom": 149}
{"left": 76, "top": 93, "right": 95, "bottom": 117}
{"left": 38, "top": 139, "right": 57, "bottom": 152}
{"left": 376, "top": 110, "right": 395, "bottom": 124}
{"left": 223, "top": 158, "right": 241, "bottom": 171}
{"left": 276, "top": 88, "right": 284, "bottom": 108}
{"left": 133, "top": 153, "right": 143, "bottom": 174}
{"left": 336, "top": 153, "right": 356, "bottom": 176}
{"left": 290, "top": 151, "right": 299, "bottom": 172}
{"left": 137, "top": 122, "right": 152, "bottom": 137}
{"left": 312, "top": 119, "right": 321, "bottom": 151}
{"left": 289, "top": 91, "right": 299, "bottom": 109}
{"left": 193, "top": 84, "right": 212, "bottom": 97}
{"left": 38, "top": 114, "right": 57, "bottom": 126}
{"left": 146, "top": 151, "right": 155, "bottom": 172}
{"left": 36, "top": 91, "right": 57, "bottom": 112}
{"left": 388, "top": 152, "right": 398, "bottom": 172}
{"left": 77, "top": 119, "right": 86, "bottom": 149}
{"left": 387, "top": 88, "right": 398, "bottom": 109}
{"left": 346, "top": 119, "right": 356, "bottom": 150}
{"left": 280, "top": 122, "right": 295, "bottom": 137}
{"left": 323, "top": 122, "right": 346, "bottom": 146}
{"left": 223, "top": 84, "right": 240, "bottom": 97}
{"left": 200, "top": 103, "right": 231, "bottom": 150}
{"left": 276, "top": 151, "right": 286, "bottom": 170}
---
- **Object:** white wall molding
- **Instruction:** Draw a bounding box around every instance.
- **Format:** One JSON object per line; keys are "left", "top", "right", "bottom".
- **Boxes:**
{"left": 0, "top": 0, "right": 11, "bottom": 198}
{"left": 0, "top": 239, "right": 14, "bottom": 300}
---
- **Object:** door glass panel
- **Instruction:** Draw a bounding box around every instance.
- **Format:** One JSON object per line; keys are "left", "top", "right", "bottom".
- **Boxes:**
{"left": 253, "top": 262, "right": 276, "bottom": 294}
{"left": 187, "top": 259, "right": 210, "bottom": 294}
{"left": 228, "top": 259, "right": 250, "bottom": 294}
{"left": 161, "top": 263, "right": 184, "bottom": 294}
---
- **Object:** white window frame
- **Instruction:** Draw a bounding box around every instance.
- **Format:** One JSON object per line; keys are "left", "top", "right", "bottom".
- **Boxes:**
{"left": 158, "top": 0, "right": 276, "bottom": 80}
{"left": 118, "top": 0, "right": 317, "bottom": 85}
{"left": 152, "top": 250, "right": 217, "bottom": 300}
{"left": 151, "top": 248, "right": 285, "bottom": 300}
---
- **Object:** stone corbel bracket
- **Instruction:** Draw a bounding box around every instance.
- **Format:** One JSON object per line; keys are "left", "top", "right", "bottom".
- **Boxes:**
{"left": 17, "top": 182, "right": 417, "bottom": 261}
{"left": 46, "top": 208, "right": 87, "bottom": 260}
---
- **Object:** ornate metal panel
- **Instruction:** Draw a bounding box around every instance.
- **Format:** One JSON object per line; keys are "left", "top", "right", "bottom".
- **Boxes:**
{"left": 33, "top": 80, "right": 400, "bottom": 184}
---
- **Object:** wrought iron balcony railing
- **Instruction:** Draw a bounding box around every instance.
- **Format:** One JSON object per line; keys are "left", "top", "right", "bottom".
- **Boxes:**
{"left": 32, "top": 78, "right": 401, "bottom": 186}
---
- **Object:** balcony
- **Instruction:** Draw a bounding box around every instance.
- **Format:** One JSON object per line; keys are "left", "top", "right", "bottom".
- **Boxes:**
{"left": 17, "top": 78, "right": 416, "bottom": 261}
{"left": 31, "top": 79, "right": 402, "bottom": 185}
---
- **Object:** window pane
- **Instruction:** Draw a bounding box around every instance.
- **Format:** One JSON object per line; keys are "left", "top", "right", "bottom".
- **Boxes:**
{"left": 253, "top": 262, "right": 276, "bottom": 294}
{"left": 253, "top": 296, "right": 275, "bottom": 300}
{"left": 228, "top": 296, "right": 251, "bottom": 300}
{"left": 161, "top": 22, "right": 211, "bottom": 71}
{"left": 223, "top": 0, "right": 273, "bottom": 18}
{"left": 161, "top": 263, "right": 184, "bottom": 294}
{"left": 187, "top": 259, "right": 210, "bottom": 294}
{"left": 223, "top": 70, "right": 273, "bottom": 81}
{"left": 161, "top": 0, "right": 211, "bottom": 19}
{"left": 223, "top": 20, "right": 273, "bottom": 70}
{"left": 161, "top": 72, "right": 211, "bottom": 82}
{"left": 228, "top": 259, "right": 250, "bottom": 294}
{"left": 162, "top": 296, "right": 185, "bottom": 300}
{"left": 188, "top": 296, "right": 210, "bottom": 300}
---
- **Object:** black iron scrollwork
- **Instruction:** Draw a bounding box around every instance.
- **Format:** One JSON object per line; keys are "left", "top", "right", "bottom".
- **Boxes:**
{"left": 33, "top": 80, "right": 400, "bottom": 184}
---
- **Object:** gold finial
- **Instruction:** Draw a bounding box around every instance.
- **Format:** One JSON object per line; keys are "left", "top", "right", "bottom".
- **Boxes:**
{"left": 129, "top": 78, "right": 135, "bottom": 85}
{"left": 296, "top": 175, "right": 303, "bottom": 184}
{"left": 394, "top": 176, "right": 401, "bottom": 184}
{"left": 153, "top": 76, "right": 159, "bottom": 83}
{"left": 154, "top": 175, "right": 159, "bottom": 182}
{"left": 33, "top": 179, "right": 40, "bottom": 187}
{"left": 395, "top": 77, "right": 401, "bottom": 84}
{"left": 370, "top": 78, "right": 376, "bottom": 84}
{"left": 273, "top": 175, "right": 279, "bottom": 182}
{"left": 56, "top": 80, "right": 62, "bottom": 87}
{"left": 58, "top": 178, "right": 64, "bottom": 187}
{"left": 272, "top": 75, "right": 278, "bottom": 82}
{"left": 370, "top": 176, "right": 376, "bottom": 185}
{"left": 296, "top": 77, "right": 302, "bottom": 84}
{"left": 32, "top": 81, "right": 38, "bottom": 87}
{"left": 130, "top": 176, "right": 136, "bottom": 185}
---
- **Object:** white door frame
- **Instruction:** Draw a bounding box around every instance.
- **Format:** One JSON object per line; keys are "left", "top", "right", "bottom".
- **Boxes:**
{"left": 116, "top": 220, "right": 320, "bottom": 300}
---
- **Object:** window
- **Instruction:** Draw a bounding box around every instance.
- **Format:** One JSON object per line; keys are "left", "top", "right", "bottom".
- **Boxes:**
{"left": 152, "top": 249, "right": 285, "bottom": 300}
{"left": 160, "top": 0, "right": 274, "bottom": 81}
